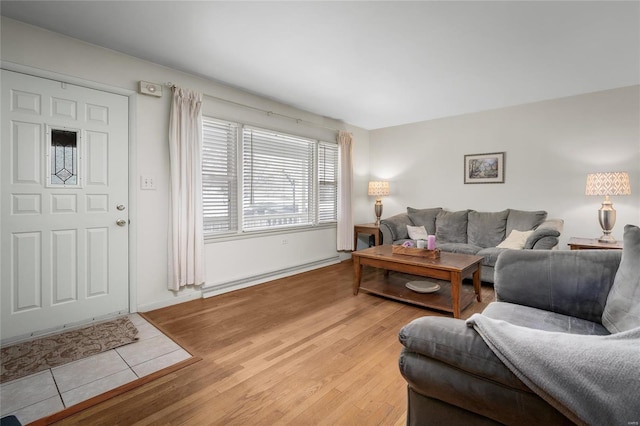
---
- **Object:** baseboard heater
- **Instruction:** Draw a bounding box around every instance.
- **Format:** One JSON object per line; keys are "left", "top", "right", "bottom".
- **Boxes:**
{"left": 201, "top": 255, "right": 340, "bottom": 298}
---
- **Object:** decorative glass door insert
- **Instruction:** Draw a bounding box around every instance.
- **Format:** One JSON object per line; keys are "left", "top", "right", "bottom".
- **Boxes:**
{"left": 47, "top": 126, "right": 80, "bottom": 187}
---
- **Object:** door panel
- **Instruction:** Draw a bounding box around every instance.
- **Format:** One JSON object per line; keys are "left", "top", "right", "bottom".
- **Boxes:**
{"left": 12, "top": 231, "right": 41, "bottom": 311}
{"left": 1, "top": 70, "right": 130, "bottom": 342}
{"left": 12, "top": 121, "right": 42, "bottom": 184}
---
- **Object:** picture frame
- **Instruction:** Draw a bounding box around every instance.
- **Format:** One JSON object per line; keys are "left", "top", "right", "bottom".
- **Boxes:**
{"left": 464, "top": 152, "right": 505, "bottom": 184}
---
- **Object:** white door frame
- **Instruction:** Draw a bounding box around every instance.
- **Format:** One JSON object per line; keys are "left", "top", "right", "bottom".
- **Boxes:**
{"left": 1, "top": 60, "right": 139, "bottom": 316}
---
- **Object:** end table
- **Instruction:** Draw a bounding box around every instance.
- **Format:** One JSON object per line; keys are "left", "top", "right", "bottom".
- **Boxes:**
{"left": 567, "top": 237, "right": 623, "bottom": 250}
{"left": 354, "top": 223, "right": 381, "bottom": 250}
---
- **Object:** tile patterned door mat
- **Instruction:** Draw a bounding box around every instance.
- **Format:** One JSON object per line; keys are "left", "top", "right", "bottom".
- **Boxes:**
{"left": 0, "top": 314, "right": 196, "bottom": 425}
{"left": 1, "top": 316, "right": 139, "bottom": 383}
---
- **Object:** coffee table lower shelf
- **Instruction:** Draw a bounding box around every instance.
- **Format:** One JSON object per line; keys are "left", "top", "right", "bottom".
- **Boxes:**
{"left": 359, "top": 275, "right": 476, "bottom": 315}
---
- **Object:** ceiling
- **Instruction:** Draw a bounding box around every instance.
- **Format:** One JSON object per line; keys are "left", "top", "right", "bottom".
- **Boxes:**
{"left": 1, "top": 1, "right": 639, "bottom": 130}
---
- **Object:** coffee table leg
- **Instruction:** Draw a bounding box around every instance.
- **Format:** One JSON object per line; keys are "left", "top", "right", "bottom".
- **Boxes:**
{"left": 473, "top": 264, "right": 482, "bottom": 302}
{"left": 451, "top": 271, "right": 461, "bottom": 319}
{"left": 353, "top": 256, "right": 362, "bottom": 295}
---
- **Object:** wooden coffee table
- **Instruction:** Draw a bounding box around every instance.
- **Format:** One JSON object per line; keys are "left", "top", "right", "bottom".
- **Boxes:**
{"left": 352, "top": 245, "right": 483, "bottom": 318}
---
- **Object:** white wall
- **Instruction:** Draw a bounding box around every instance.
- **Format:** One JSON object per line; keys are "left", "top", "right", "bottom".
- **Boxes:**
{"left": 369, "top": 86, "right": 640, "bottom": 248}
{"left": 3, "top": 16, "right": 638, "bottom": 314}
{"left": 1, "top": 17, "right": 370, "bottom": 311}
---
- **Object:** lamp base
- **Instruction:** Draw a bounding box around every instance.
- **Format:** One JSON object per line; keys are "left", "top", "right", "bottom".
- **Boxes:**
{"left": 374, "top": 199, "right": 383, "bottom": 226}
{"left": 597, "top": 198, "right": 617, "bottom": 244}
{"left": 598, "top": 233, "right": 617, "bottom": 244}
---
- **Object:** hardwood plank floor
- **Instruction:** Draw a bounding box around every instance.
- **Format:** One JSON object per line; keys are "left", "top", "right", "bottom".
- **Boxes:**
{"left": 53, "top": 260, "right": 495, "bottom": 425}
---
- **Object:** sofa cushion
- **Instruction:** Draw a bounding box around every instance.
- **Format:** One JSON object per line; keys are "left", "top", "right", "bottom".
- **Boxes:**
{"left": 435, "top": 210, "right": 469, "bottom": 243}
{"left": 407, "top": 207, "right": 442, "bottom": 235}
{"left": 468, "top": 210, "right": 509, "bottom": 248}
{"left": 437, "top": 242, "right": 482, "bottom": 256}
{"left": 483, "top": 302, "right": 610, "bottom": 335}
{"left": 380, "top": 214, "right": 413, "bottom": 240}
{"left": 497, "top": 229, "right": 534, "bottom": 249}
{"left": 602, "top": 224, "right": 640, "bottom": 333}
{"left": 506, "top": 209, "right": 547, "bottom": 235}
{"left": 476, "top": 247, "right": 510, "bottom": 267}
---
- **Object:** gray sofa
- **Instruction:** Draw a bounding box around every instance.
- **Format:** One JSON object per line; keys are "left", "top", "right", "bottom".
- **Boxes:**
{"left": 398, "top": 224, "right": 640, "bottom": 425}
{"left": 379, "top": 208, "right": 564, "bottom": 283}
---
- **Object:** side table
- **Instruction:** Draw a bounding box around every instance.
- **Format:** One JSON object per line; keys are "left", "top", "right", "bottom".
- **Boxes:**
{"left": 567, "top": 237, "right": 623, "bottom": 250}
{"left": 354, "top": 223, "right": 381, "bottom": 250}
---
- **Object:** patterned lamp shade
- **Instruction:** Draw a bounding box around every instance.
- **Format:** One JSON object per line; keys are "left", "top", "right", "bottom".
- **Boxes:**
{"left": 585, "top": 172, "right": 632, "bottom": 196}
{"left": 368, "top": 181, "right": 390, "bottom": 197}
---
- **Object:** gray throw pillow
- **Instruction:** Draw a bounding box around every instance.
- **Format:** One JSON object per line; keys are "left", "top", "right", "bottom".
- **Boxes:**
{"left": 407, "top": 207, "right": 442, "bottom": 235}
{"left": 602, "top": 224, "right": 640, "bottom": 333}
{"left": 506, "top": 209, "right": 547, "bottom": 235}
{"left": 435, "top": 210, "right": 469, "bottom": 243}
{"left": 380, "top": 214, "right": 413, "bottom": 241}
{"left": 468, "top": 210, "right": 509, "bottom": 248}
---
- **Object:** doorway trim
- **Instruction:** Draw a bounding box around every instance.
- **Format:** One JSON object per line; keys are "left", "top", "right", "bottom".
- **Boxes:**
{"left": 1, "top": 60, "right": 139, "bottom": 316}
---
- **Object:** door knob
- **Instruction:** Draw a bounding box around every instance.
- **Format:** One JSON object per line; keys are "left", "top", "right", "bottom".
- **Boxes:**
{"left": 116, "top": 219, "right": 127, "bottom": 227}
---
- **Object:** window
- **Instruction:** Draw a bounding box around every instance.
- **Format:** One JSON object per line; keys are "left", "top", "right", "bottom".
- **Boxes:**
{"left": 317, "top": 141, "right": 338, "bottom": 223}
{"left": 242, "top": 127, "right": 313, "bottom": 230}
{"left": 201, "top": 117, "right": 337, "bottom": 237}
{"left": 202, "top": 118, "right": 238, "bottom": 234}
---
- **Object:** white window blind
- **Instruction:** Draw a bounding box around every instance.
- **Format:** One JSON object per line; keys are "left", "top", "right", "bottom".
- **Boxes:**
{"left": 242, "top": 127, "right": 314, "bottom": 230}
{"left": 318, "top": 141, "right": 338, "bottom": 223}
{"left": 202, "top": 118, "right": 238, "bottom": 234}
{"left": 202, "top": 116, "right": 338, "bottom": 237}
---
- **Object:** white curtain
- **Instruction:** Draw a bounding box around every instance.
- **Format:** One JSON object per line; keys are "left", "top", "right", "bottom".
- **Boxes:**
{"left": 168, "top": 87, "right": 205, "bottom": 290}
{"left": 337, "top": 131, "right": 354, "bottom": 251}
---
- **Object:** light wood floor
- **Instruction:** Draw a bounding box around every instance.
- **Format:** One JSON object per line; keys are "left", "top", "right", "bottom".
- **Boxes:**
{"left": 54, "top": 260, "right": 495, "bottom": 425}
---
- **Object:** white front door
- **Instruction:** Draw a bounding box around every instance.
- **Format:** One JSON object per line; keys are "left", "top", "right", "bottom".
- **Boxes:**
{"left": 1, "top": 70, "right": 130, "bottom": 342}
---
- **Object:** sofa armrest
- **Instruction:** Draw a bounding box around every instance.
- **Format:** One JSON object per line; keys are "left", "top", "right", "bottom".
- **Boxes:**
{"left": 398, "top": 316, "right": 525, "bottom": 390}
{"left": 379, "top": 222, "right": 393, "bottom": 245}
{"left": 524, "top": 218, "right": 563, "bottom": 249}
{"left": 379, "top": 213, "right": 413, "bottom": 244}
{"left": 494, "top": 250, "right": 621, "bottom": 323}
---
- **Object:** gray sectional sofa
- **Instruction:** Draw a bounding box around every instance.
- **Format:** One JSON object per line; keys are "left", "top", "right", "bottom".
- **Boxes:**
{"left": 379, "top": 208, "right": 563, "bottom": 283}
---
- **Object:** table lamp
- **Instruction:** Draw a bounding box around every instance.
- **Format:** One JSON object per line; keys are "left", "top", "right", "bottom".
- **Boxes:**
{"left": 368, "top": 181, "right": 390, "bottom": 226}
{"left": 585, "top": 172, "right": 631, "bottom": 243}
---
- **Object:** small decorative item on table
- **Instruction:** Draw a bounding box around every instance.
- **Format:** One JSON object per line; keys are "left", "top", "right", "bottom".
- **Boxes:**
{"left": 392, "top": 242, "right": 441, "bottom": 259}
{"left": 427, "top": 235, "right": 436, "bottom": 250}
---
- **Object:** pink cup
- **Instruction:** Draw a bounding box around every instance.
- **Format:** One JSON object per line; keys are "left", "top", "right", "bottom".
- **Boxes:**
{"left": 427, "top": 235, "right": 436, "bottom": 250}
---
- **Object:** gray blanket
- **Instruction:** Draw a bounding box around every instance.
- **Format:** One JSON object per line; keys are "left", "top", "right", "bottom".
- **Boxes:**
{"left": 466, "top": 314, "right": 640, "bottom": 426}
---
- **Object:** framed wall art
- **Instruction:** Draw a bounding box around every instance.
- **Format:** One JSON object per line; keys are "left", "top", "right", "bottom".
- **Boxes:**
{"left": 464, "top": 152, "right": 505, "bottom": 184}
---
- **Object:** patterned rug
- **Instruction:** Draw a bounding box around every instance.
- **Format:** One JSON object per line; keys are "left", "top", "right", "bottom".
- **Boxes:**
{"left": 0, "top": 317, "right": 138, "bottom": 383}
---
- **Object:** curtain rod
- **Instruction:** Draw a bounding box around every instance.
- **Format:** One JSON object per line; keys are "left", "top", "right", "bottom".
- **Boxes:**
{"left": 166, "top": 82, "right": 341, "bottom": 133}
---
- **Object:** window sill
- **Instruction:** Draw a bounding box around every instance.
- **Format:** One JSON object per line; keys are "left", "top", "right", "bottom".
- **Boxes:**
{"left": 204, "top": 222, "right": 337, "bottom": 244}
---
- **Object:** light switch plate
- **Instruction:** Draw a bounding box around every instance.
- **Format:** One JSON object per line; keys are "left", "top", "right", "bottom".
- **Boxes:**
{"left": 139, "top": 81, "right": 162, "bottom": 97}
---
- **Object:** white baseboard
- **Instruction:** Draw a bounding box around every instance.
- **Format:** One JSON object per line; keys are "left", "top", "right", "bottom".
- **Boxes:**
{"left": 202, "top": 256, "right": 341, "bottom": 298}
{"left": 136, "top": 290, "right": 202, "bottom": 312}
